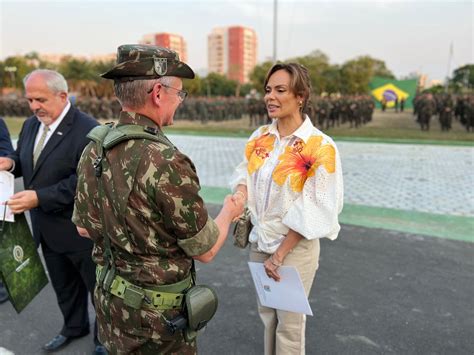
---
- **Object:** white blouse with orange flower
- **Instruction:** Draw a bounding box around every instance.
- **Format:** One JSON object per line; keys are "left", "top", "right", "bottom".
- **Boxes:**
{"left": 230, "top": 116, "right": 344, "bottom": 254}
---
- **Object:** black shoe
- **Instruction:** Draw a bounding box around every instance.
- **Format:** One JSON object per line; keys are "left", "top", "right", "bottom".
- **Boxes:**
{"left": 93, "top": 345, "right": 107, "bottom": 355}
{"left": 43, "top": 332, "right": 89, "bottom": 353}
{"left": 0, "top": 283, "right": 8, "bottom": 304}
{"left": 43, "top": 335, "right": 72, "bottom": 352}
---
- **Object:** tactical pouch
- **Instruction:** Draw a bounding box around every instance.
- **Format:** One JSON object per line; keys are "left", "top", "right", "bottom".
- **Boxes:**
{"left": 123, "top": 284, "right": 146, "bottom": 309}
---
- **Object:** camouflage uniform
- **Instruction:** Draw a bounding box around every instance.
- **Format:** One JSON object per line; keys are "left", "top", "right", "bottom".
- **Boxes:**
{"left": 73, "top": 45, "right": 218, "bottom": 354}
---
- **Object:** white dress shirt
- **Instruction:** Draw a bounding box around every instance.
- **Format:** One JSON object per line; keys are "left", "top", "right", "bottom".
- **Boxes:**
{"left": 33, "top": 101, "right": 71, "bottom": 152}
{"left": 230, "top": 115, "right": 344, "bottom": 254}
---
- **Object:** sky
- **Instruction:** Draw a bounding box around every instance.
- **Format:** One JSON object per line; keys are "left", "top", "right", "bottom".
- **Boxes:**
{"left": 1, "top": 0, "right": 472, "bottom": 82}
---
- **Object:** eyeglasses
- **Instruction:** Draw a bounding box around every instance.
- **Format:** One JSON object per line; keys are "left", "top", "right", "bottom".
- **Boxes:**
{"left": 162, "top": 84, "right": 188, "bottom": 102}
{"left": 147, "top": 83, "right": 188, "bottom": 102}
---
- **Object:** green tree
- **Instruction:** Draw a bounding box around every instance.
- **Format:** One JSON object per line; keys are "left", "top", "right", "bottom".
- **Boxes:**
{"left": 340, "top": 55, "right": 394, "bottom": 94}
{"left": 183, "top": 75, "right": 203, "bottom": 96}
{"left": 450, "top": 64, "right": 474, "bottom": 90}
{"left": 201, "top": 73, "right": 238, "bottom": 97}
{"left": 0, "top": 56, "right": 37, "bottom": 89}
{"left": 290, "top": 50, "right": 331, "bottom": 94}
{"left": 249, "top": 61, "right": 273, "bottom": 92}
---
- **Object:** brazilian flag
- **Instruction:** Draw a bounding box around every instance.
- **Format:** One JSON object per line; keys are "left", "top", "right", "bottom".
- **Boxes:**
{"left": 369, "top": 77, "right": 418, "bottom": 109}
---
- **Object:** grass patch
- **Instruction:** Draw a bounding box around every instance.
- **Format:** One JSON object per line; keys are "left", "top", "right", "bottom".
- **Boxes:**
{"left": 5, "top": 111, "right": 474, "bottom": 146}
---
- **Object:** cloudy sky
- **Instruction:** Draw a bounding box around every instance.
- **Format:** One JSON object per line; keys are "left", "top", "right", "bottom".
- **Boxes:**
{"left": 1, "top": 0, "right": 472, "bottom": 82}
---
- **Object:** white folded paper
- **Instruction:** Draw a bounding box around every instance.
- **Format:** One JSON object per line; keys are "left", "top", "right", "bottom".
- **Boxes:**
{"left": 248, "top": 261, "right": 313, "bottom": 315}
{"left": 0, "top": 171, "right": 14, "bottom": 222}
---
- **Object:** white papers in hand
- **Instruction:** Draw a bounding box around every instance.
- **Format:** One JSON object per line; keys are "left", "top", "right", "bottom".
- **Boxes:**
{"left": 248, "top": 261, "right": 313, "bottom": 316}
{"left": 0, "top": 171, "right": 14, "bottom": 222}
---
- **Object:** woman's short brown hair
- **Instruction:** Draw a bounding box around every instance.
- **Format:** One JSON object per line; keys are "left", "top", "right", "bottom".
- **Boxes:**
{"left": 263, "top": 62, "right": 312, "bottom": 112}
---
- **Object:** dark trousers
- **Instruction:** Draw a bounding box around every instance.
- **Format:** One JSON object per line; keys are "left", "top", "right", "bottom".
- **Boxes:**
{"left": 41, "top": 240, "right": 99, "bottom": 344}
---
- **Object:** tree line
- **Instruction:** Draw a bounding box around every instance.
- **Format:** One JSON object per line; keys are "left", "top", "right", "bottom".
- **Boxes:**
{"left": 0, "top": 50, "right": 472, "bottom": 98}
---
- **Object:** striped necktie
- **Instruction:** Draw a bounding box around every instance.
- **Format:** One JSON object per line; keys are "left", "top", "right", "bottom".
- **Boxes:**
{"left": 33, "top": 126, "right": 49, "bottom": 167}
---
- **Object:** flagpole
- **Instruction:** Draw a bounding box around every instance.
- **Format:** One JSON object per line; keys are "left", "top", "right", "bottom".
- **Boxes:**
{"left": 445, "top": 42, "right": 453, "bottom": 91}
{"left": 273, "top": 0, "right": 277, "bottom": 63}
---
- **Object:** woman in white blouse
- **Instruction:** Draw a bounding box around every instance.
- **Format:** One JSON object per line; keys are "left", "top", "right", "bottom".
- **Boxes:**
{"left": 231, "top": 63, "right": 344, "bottom": 355}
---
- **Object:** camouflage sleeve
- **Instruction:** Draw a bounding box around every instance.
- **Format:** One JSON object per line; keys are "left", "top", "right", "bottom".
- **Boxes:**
{"left": 72, "top": 142, "right": 103, "bottom": 240}
{"left": 142, "top": 144, "right": 218, "bottom": 256}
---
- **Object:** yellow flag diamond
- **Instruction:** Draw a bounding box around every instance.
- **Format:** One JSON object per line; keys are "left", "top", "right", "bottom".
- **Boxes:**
{"left": 371, "top": 83, "right": 409, "bottom": 108}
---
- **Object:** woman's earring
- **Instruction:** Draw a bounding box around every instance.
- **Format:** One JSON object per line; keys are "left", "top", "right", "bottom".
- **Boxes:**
{"left": 299, "top": 101, "right": 303, "bottom": 106}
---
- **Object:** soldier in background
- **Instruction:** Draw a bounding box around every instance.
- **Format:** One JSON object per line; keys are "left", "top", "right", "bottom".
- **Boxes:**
{"left": 400, "top": 97, "right": 405, "bottom": 112}
{"left": 417, "top": 93, "right": 436, "bottom": 131}
{"left": 73, "top": 45, "right": 244, "bottom": 354}
{"left": 438, "top": 93, "right": 454, "bottom": 131}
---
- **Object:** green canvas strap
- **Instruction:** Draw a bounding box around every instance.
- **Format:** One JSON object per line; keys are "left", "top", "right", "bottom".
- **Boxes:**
{"left": 96, "top": 265, "right": 191, "bottom": 310}
{"left": 88, "top": 122, "right": 177, "bottom": 293}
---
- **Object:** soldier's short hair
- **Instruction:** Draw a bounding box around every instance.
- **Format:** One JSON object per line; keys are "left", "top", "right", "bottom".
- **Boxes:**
{"left": 114, "top": 76, "right": 174, "bottom": 109}
{"left": 23, "top": 69, "right": 68, "bottom": 94}
{"left": 264, "top": 62, "right": 312, "bottom": 111}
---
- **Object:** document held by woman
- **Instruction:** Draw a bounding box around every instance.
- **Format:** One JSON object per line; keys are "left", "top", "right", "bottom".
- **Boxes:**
{"left": 248, "top": 262, "right": 313, "bottom": 315}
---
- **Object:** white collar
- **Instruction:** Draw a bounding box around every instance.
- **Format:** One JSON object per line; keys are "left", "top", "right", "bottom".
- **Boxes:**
{"left": 267, "top": 115, "right": 315, "bottom": 143}
{"left": 40, "top": 100, "right": 71, "bottom": 133}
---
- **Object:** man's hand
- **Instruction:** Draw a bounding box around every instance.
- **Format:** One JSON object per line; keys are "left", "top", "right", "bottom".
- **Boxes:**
{"left": 0, "top": 157, "right": 13, "bottom": 171}
{"left": 8, "top": 190, "right": 39, "bottom": 214}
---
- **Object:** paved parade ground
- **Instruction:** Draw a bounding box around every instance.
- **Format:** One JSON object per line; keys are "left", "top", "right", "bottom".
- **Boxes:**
{"left": 1, "top": 136, "right": 473, "bottom": 354}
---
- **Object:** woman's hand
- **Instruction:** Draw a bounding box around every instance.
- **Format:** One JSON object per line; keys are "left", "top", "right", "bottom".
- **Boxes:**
{"left": 264, "top": 254, "right": 283, "bottom": 282}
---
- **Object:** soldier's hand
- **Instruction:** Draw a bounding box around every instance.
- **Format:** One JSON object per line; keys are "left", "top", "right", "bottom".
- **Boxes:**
{"left": 8, "top": 190, "right": 39, "bottom": 214}
{"left": 76, "top": 226, "right": 91, "bottom": 239}
{"left": 0, "top": 157, "right": 14, "bottom": 171}
{"left": 230, "top": 191, "right": 246, "bottom": 222}
{"left": 223, "top": 195, "right": 245, "bottom": 221}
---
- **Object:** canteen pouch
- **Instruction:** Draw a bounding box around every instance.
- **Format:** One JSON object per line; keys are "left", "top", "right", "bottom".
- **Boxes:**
{"left": 185, "top": 285, "right": 218, "bottom": 331}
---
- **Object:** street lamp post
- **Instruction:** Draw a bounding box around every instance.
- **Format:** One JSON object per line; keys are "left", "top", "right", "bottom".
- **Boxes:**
{"left": 4, "top": 66, "right": 18, "bottom": 88}
{"left": 273, "top": 0, "right": 278, "bottom": 63}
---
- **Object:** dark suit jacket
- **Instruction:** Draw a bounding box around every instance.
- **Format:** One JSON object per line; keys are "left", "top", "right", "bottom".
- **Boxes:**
{"left": 0, "top": 117, "right": 14, "bottom": 157}
{"left": 9, "top": 105, "right": 98, "bottom": 252}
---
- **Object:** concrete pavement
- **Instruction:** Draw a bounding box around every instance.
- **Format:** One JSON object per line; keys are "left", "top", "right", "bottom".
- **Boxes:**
{"left": 2, "top": 135, "right": 473, "bottom": 354}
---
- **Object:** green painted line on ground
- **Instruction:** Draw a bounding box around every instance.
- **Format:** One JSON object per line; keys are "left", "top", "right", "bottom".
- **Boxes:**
{"left": 340, "top": 204, "right": 473, "bottom": 243}
{"left": 200, "top": 186, "right": 233, "bottom": 205}
{"left": 163, "top": 129, "right": 474, "bottom": 147}
{"left": 199, "top": 185, "right": 474, "bottom": 243}
{"left": 331, "top": 136, "right": 474, "bottom": 147}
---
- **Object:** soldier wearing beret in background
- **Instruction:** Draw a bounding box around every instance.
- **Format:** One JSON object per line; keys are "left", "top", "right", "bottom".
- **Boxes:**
{"left": 72, "top": 45, "right": 244, "bottom": 354}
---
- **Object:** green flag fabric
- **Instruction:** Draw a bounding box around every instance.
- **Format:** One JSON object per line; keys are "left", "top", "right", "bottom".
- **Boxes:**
{"left": 369, "top": 77, "right": 418, "bottom": 109}
{"left": 0, "top": 213, "right": 48, "bottom": 313}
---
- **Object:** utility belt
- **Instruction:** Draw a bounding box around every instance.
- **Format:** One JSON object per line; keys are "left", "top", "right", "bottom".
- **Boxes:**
{"left": 96, "top": 264, "right": 191, "bottom": 311}
{"left": 96, "top": 263, "right": 219, "bottom": 341}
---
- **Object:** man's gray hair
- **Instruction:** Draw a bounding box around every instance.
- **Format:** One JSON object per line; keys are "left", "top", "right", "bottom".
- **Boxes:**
{"left": 23, "top": 69, "right": 68, "bottom": 93}
{"left": 114, "top": 76, "right": 174, "bottom": 109}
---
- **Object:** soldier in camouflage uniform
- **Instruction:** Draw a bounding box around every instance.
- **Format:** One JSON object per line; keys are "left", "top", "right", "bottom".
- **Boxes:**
{"left": 72, "top": 45, "right": 244, "bottom": 354}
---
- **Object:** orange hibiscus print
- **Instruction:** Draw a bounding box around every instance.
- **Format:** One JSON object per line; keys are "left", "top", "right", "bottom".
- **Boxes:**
{"left": 245, "top": 133, "right": 276, "bottom": 174}
{"left": 272, "top": 136, "right": 336, "bottom": 192}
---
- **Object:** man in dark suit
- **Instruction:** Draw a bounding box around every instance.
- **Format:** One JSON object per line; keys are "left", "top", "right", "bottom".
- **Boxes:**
{"left": 0, "top": 69, "right": 105, "bottom": 354}
{"left": 0, "top": 117, "right": 14, "bottom": 304}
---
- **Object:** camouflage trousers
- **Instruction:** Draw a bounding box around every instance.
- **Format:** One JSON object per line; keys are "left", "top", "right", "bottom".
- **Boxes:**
{"left": 94, "top": 286, "right": 196, "bottom": 354}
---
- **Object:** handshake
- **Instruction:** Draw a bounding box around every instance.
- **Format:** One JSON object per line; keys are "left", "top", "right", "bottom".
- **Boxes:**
{"left": 222, "top": 190, "right": 247, "bottom": 223}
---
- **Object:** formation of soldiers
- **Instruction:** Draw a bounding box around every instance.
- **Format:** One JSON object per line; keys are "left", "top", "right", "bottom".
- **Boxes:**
{"left": 0, "top": 94, "right": 374, "bottom": 130}
{"left": 2, "top": 92, "right": 473, "bottom": 133}
{"left": 413, "top": 93, "right": 474, "bottom": 132}
{"left": 307, "top": 94, "right": 375, "bottom": 130}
